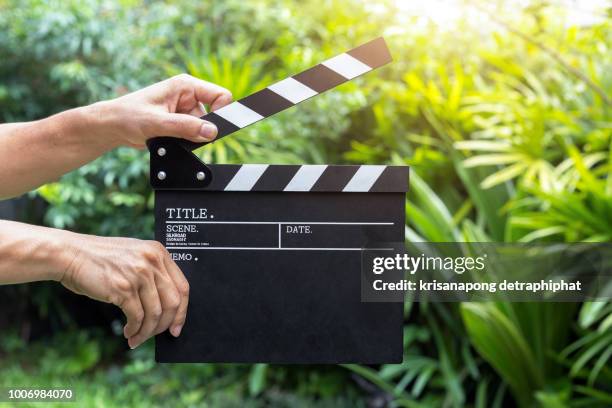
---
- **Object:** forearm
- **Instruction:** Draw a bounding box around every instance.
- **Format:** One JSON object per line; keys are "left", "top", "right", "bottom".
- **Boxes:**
{"left": 0, "top": 220, "right": 75, "bottom": 284}
{"left": 0, "top": 75, "right": 229, "bottom": 199}
{"left": 0, "top": 103, "right": 119, "bottom": 199}
{"left": 0, "top": 219, "right": 190, "bottom": 347}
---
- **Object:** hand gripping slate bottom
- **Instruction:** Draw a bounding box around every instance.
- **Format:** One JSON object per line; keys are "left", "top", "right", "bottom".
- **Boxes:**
{"left": 149, "top": 37, "right": 409, "bottom": 363}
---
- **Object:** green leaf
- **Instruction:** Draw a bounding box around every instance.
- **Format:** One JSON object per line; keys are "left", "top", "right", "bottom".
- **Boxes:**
{"left": 248, "top": 364, "right": 268, "bottom": 396}
{"left": 481, "top": 162, "right": 529, "bottom": 189}
{"left": 454, "top": 140, "right": 513, "bottom": 152}
{"left": 461, "top": 303, "right": 543, "bottom": 406}
{"left": 463, "top": 154, "right": 524, "bottom": 168}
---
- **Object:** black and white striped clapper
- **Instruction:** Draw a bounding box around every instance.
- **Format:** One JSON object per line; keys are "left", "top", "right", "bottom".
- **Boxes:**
{"left": 151, "top": 37, "right": 409, "bottom": 364}
{"left": 177, "top": 36, "right": 393, "bottom": 151}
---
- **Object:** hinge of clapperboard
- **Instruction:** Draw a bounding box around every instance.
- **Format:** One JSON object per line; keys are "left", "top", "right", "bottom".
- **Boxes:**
{"left": 147, "top": 37, "right": 392, "bottom": 189}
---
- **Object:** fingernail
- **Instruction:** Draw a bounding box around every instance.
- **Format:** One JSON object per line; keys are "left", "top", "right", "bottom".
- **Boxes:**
{"left": 128, "top": 338, "right": 139, "bottom": 349}
{"left": 170, "top": 325, "right": 183, "bottom": 337}
{"left": 199, "top": 122, "right": 217, "bottom": 141}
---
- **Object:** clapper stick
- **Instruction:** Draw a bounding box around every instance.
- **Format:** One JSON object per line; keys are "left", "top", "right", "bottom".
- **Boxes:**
{"left": 148, "top": 37, "right": 392, "bottom": 188}
{"left": 180, "top": 37, "right": 391, "bottom": 149}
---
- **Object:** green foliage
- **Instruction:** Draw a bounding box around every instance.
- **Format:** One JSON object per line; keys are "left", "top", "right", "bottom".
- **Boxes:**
{"left": 461, "top": 302, "right": 578, "bottom": 407}
{"left": 0, "top": 332, "right": 363, "bottom": 407}
{"left": 1, "top": 0, "right": 611, "bottom": 406}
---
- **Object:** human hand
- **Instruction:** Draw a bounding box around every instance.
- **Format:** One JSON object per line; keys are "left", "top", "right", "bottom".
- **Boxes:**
{"left": 58, "top": 234, "right": 189, "bottom": 349}
{"left": 89, "top": 74, "right": 232, "bottom": 149}
{"left": 0, "top": 74, "right": 231, "bottom": 198}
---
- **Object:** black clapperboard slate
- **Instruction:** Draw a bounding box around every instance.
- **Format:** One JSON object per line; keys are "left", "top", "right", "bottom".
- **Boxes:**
{"left": 148, "top": 38, "right": 409, "bottom": 363}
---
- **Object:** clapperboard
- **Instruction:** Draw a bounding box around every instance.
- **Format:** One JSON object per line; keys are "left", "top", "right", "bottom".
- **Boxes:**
{"left": 149, "top": 38, "right": 409, "bottom": 363}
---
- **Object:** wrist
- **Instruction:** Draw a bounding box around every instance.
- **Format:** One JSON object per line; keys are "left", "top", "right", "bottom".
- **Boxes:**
{"left": 39, "top": 103, "right": 120, "bottom": 155}
{"left": 42, "top": 228, "right": 81, "bottom": 283}
{"left": 78, "top": 101, "right": 125, "bottom": 150}
{"left": 0, "top": 221, "right": 81, "bottom": 283}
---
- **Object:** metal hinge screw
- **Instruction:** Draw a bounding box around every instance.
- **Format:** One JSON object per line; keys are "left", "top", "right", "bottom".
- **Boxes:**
{"left": 157, "top": 171, "right": 167, "bottom": 180}
{"left": 157, "top": 147, "right": 166, "bottom": 157}
{"left": 196, "top": 171, "right": 206, "bottom": 181}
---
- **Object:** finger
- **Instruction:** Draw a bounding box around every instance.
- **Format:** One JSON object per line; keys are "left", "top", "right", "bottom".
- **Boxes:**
{"left": 198, "top": 102, "right": 208, "bottom": 115}
{"left": 163, "top": 255, "right": 190, "bottom": 337}
{"left": 152, "top": 272, "right": 181, "bottom": 336}
{"left": 129, "top": 277, "right": 162, "bottom": 349}
{"left": 187, "top": 107, "right": 203, "bottom": 117}
{"left": 155, "top": 112, "right": 218, "bottom": 143}
{"left": 175, "top": 74, "right": 232, "bottom": 111}
{"left": 120, "top": 297, "right": 145, "bottom": 339}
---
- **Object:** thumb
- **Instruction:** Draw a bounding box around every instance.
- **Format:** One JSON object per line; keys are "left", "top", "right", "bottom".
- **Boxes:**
{"left": 155, "top": 113, "right": 218, "bottom": 143}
